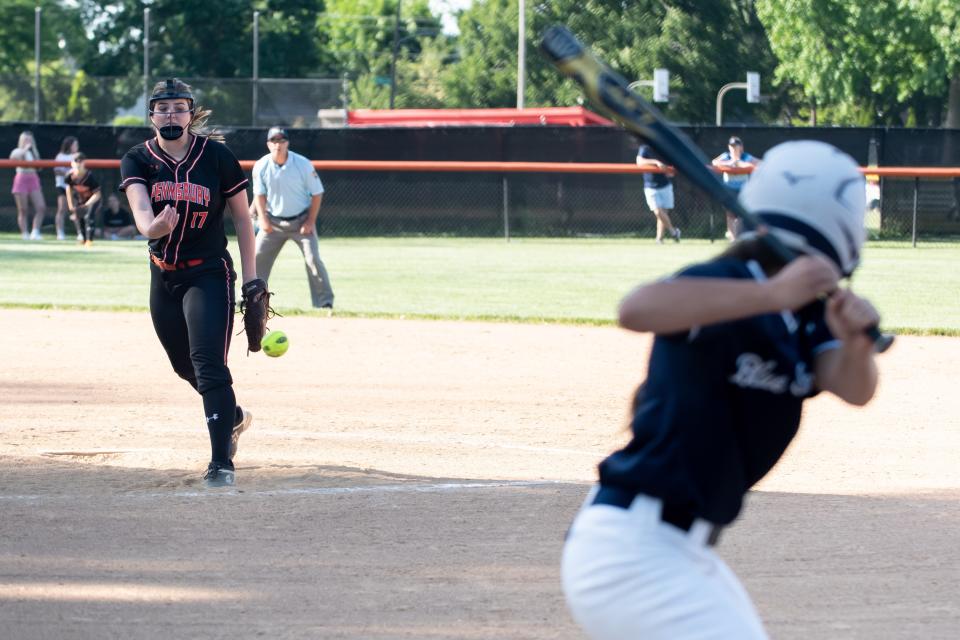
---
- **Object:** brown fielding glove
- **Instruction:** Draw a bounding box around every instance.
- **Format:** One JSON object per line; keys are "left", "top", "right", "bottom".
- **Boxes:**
{"left": 239, "top": 278, "right": 274, "bottom": 354}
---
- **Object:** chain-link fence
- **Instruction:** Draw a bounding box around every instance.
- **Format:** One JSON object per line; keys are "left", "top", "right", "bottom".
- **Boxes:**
{"left": 2, "top": 164, "right": 959, "bottom": 244}
{"left": 310, "top": 172, "right": 960, "bottom": 242}
{"left": 0, "top": 74, "right": 346, "bottom": 127}
{"left": 877, "top": 177, "right": 960, "bottom": 243}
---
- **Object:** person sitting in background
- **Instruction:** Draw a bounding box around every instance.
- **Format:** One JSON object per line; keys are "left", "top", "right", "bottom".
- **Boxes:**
{"left": 100, "top": 193, "right": 137, "bottom": 239}
{"left": 64, "top": 153, "right": 102, "bottom": 248}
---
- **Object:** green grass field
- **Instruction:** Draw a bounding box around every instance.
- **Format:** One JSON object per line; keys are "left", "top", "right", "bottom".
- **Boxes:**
{"left": 1, "top": 233, "right": 957, "bottom": 334}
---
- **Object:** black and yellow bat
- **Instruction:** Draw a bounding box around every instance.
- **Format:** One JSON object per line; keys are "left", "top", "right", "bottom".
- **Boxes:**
{"left": 540, "top": 25, "right": 893, "bottom": 352}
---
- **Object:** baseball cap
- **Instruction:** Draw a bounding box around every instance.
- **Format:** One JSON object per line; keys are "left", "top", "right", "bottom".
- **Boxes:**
{"left": 267, "top": 126, "right": 288, "bottom": 141}
{"left": 728, "top": 136, "right": 742, "bottom": 146}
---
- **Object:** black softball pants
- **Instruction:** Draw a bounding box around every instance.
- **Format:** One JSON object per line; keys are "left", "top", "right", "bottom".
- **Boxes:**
{"left": 76, "top": 201, "right": 100, "bottom": 242}
{"left": 149, "top": 255, "right": 238, "bottom": 465}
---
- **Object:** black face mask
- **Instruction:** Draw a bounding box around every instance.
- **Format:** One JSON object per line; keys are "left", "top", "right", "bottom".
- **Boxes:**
{"left": 156, "top": 124, "right": 186, "bottom": 140}
{"left": 150, "top": 106, "right": 193, "bottom": 141}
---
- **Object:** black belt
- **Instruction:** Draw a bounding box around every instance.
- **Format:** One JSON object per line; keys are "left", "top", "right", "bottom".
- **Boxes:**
{"left": 268, "top": 209, "right": 308, "bottom": 221}
{"left": 592, "top": 485, "right": 720, "bottom": 546}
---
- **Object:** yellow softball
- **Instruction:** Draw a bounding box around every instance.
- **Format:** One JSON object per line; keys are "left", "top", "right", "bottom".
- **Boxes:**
{"left": 261, "top": 330, "right": 289, "bottom": 357}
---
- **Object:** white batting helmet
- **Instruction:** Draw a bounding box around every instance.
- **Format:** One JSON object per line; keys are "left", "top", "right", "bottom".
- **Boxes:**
{"left": 738, "top": 140, "right": 866, "bottom": 276}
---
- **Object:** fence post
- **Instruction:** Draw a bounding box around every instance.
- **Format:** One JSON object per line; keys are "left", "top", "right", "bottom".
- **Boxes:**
{"left": 502, "top": 175, "right": 510, "bottom": 242}
{"left": 143, "top": 8, "right": 150, "bottom": 124}
{"left": 252, "top": 11, "right": 259, "bottom": 126}
{"left": 34, "top": 7, "right": 41, "bottom": 122}
{"left": 911, "top": 177, "right": 919, "bottom": 248}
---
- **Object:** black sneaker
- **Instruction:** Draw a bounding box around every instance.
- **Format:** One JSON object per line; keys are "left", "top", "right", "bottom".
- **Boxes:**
{"left": 673, "top": 228, "right": 681, "bottom": 243}
{"left": 203, "top": 461, "right": 235, "bottom": 488}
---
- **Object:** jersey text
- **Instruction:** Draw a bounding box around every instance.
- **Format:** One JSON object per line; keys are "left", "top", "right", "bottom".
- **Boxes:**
{"left": 150, "top": 181, "right": 211, "bottom": 207}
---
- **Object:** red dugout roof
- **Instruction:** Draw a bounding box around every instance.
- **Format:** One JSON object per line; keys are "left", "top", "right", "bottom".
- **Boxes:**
{"left": 346, "top": 107, "right": 614, "bottom": 127}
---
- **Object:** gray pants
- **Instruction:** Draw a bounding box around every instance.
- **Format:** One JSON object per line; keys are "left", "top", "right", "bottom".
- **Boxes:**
{"left": 255, "top": 212, "right": 334, "bottom": 308}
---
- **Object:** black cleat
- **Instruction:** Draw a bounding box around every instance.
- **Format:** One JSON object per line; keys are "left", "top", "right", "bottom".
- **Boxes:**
{"left": 203, "top": 461, "right": 235, "bottom": 488}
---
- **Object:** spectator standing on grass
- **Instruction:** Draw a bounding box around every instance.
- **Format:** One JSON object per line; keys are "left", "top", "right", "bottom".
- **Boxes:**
{"left": 636, "top": 144, "right": 681, "bottom": 244}
{"left": 251, "top": 126, "right": 334, "bottom": 309}
{"left": 9, "top": 131, "right": 47, "bottom": 240}
{"left": 101, "top": 193, "right": 138, "bottom": 239}
{"left": 54, "top": 136, "right": 80, "bottom": 241}
{"left": 65, "top": 153, "right": 102, "bottom": 248}
{"left": 713, "top": 136, "right": 759, "bottom": 241}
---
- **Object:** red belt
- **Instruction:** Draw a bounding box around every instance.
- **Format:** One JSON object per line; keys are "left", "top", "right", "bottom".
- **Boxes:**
{"left": 151, "top": 255, "right": 204, "bottom": 271}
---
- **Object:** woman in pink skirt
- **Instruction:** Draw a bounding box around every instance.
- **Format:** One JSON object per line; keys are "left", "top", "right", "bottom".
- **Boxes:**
{"left": 9, "top": 131, "right": 47, "bottom": 240}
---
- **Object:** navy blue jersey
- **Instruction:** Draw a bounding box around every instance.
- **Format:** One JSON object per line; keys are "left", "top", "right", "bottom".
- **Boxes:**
{"left": 119, "top": 136, "right": 248, "bottom": 265}
{"left": 637, "top": 145, "right": 670, "bottom": 189}
{"left": 598, "top": 258, "right": 839, "bottom": 525}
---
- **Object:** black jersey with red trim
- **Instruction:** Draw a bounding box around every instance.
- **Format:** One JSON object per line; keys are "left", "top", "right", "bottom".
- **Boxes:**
{"left": 65, "top": 170, "right": 100, "bottom": 206}
{"left": 119, "top": 135, "right": 248, "bottom": 264}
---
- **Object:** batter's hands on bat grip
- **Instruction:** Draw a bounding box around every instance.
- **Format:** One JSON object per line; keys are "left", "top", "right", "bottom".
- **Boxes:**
{"left": 148, "top": 204, "right": 179, "bottom": 238}
{"left": 825, "top": 289, "right": 881, "bottom": 350}
{"left": 766, "top": 254, "right": 840, "bottom": 311}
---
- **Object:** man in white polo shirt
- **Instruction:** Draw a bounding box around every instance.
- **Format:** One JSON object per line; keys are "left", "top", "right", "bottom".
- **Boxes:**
{"left": 252, "top": 126, "right": 334, "bottom": 309}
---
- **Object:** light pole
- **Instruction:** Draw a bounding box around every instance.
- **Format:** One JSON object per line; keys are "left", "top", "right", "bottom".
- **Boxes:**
{"left": 389, "top": 0, "right": 402, "bottom": 109}
{"left": 517, "top": 0, "right": 525, "bottom": 108}
{"left": 34, "top": 7, "right": 41, "bottom": 122}
{"left": 253, "top": 11, "right": 259, "bottom": 126}
{"left": 143, "top": 8, "right": 150, "bottom": 124}
{"left": 715, "top": 72, "right": 760, "bottom": 126}
{"left": 627, "top": 69, "right": 669, "bottom": 102}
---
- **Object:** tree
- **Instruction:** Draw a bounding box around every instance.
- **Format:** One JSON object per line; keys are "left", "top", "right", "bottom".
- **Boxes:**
{"left": 439, "top": 0, "right": 524, "bottom": 108}
{"left": 913, "top": 0, "right": 960, "bottom": 127}
{"left": 61, "top": 1, "right": 336, "bottom": 122}
{"left": 0, "top": 1, "right": 89, "bottom": 121}
{"left": 394, "top": 37, "right": 457, "bottom": 108}
{"left": 443, "top": 0, "right": 781, "bottom": 124}
{"left": 257, "top": 0, "right": 336, "bottom": 78}
{"left": 322, "top": 0, "right": 441, "bottom": 108}
{"left": 756, "top": 0, "right": 949, "bottom": 126}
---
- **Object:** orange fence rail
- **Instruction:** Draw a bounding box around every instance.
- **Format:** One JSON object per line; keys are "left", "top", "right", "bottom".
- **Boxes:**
{"left": 2, "top": 159, "right": 959, "bottom": 245}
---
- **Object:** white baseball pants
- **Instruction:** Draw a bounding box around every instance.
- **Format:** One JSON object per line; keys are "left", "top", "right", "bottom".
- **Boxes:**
{"left": 561, "top": 488, "right": 768, "bottom": 640}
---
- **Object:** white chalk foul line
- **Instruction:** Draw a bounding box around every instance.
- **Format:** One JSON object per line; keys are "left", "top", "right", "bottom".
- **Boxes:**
{"left": 219, "top": 427, "right": 605, "bottom": 458}
{"left": 0, "top": 479, "right": 568, "bottom": 502}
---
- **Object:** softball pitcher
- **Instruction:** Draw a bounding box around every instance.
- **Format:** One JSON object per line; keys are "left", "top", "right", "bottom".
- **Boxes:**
{"left": 119, "top": 79, "right": 261, "bottom": 488}
{"left": 562, "top": 141, "right": 881, "bottom": 639}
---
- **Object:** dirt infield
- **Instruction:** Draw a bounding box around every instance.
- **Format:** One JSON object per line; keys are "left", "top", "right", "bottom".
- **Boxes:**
{"left": 1, "top": 309, "right": 957, "bottom": 639}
